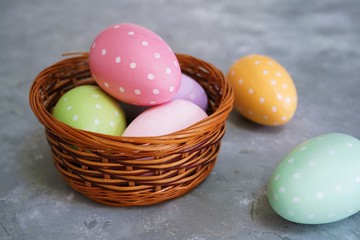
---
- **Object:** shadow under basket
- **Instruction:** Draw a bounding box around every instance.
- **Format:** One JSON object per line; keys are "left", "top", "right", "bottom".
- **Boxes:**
{"left": 29, "top": 52, "right": 234, "bottom": 206}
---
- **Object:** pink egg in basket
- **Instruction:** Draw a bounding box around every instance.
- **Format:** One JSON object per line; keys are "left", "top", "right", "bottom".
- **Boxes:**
{"left": 122, "top": 99, "right": 208, "bottom": 137}
{"left": 89, "top": 23, "right": 181, "bottom": 106}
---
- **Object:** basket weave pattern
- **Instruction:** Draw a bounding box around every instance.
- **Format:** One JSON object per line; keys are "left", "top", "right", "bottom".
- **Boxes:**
{"left": 29, "top": 53, "right": 233, "bottom": 206}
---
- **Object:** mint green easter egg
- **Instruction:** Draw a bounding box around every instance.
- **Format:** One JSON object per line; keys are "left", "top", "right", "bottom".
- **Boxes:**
{"left": 53, "top": 85, "right": 127, "bottom": 136}
{"left": 268, "top": 133, "right": 360, "bottom": 224}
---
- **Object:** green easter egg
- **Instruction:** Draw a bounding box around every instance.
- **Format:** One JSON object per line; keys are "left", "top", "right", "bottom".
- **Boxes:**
{"left": 53, "top": 85, "right": 127, "bottom": 136}
{"left": 268, "top": 133, "right": 360, "bottom": 224}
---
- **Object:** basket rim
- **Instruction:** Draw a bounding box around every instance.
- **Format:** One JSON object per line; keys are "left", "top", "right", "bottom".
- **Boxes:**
{"left": 29, "top": 52, "right": 234, "bottom": 145}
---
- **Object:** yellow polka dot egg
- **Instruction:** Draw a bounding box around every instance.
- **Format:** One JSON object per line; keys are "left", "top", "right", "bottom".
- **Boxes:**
{"left": 226, "top": 54, "right": 297, "bottom": 126}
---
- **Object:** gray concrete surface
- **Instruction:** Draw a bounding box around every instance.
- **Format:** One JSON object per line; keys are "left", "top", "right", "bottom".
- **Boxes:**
{"left": 1, "top": 0, "right": 360, "bottom": 239}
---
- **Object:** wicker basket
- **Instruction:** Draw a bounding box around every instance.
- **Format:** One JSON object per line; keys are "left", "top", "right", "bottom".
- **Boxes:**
{"left": 29, "top": 52, "right": 234, "bottom": 206}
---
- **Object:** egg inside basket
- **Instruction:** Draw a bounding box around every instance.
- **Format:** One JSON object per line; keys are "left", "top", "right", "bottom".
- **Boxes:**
{"left": 29, "top": 52, "right": 233, "bottom": 206}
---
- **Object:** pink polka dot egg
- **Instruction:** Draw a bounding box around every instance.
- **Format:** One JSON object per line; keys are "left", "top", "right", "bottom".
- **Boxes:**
{"left": 89, "top": 23, "right": 181, "bottom": 106}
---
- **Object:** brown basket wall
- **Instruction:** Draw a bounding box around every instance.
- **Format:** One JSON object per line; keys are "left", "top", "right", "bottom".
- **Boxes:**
{"left": 29, "top": 53, "right": 234, "bottom": 206}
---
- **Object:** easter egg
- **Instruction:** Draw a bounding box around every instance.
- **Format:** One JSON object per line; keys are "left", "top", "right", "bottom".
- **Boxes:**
{"left": 89, "top": 23, "right": 181, "bottom": 106}
{"left": 226, "top": 54, "right": 297, "bottom": 126}
{"left": 172, "top": 73, "right": 208, "bottom": 111}
{"left": 52, "top": 85, "right": 127, "bottom": 136}
{"left": 267, "top": 133, "right": 360, "bottom": 224}
{"left": 122, "top": 99, "right": 208, "bottom": 137}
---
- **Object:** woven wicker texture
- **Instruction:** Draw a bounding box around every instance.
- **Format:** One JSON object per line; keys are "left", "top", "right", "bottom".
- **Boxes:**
{"left": 29, "top": 53, "right": 234, "bottom": 206}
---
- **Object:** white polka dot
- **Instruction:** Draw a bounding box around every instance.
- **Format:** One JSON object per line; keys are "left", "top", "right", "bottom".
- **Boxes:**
{"left": 275, "top": 174, "right": 280, "bottom": 181}
{"left": 104, "top": 82, "right": 109, "bottom": 88}
{"left": 268, "top": 61, "right": 273, "bottom": 65}
{"left": 248, "top": 88, "right": 254, "bottom": 94}
{"left": 355, "top": 176, "right": 360, "bottom": 183}
{"left": 288, "top": 158, "right": 295, "bottom": 163}
{"left": 282, "top": 83, "right": 288, "bottom": 89}
{"left": 73, "top": 115, "right": 79, "bottom": 121}
{"left": 263, "top": 70, "right": 269, "bottom": 75}
{"left": 276, "top": 72, "right": 282, "bottom": 77}
{"left": 238, "top": 79, "right": 243, "bottom": 85}
{"left": 101, "top": 49, "right": 106, "bottom": 55}
{"left": 153, "top": 89, "right": 160, "bottom": 95}
{"left": 329, "top": 150, "right": 336, "bottom": 156}
{"left": 259, "top": 97, "right": 265, "bottom": 103}
{"left": 94, "top": 119, "right": 100, "bottom": 125}
{"left": 307, "top": 214, "right": 315, "bottom": 219}
{"left": 169, "top": 86, "right": 175, "bottom": 92}
{"left": 285, "top": 97, "right": 291, "bottom": 103}
{"left": 154, "top": 53, "right": 161, "bottom": 59}
{"left": 281, "top": 116, "right": 287, "bottom": 121}
{"left": 255, "top": 60, "right": 260, "bottom": 65}
{"left": 189, "top": 94, "right": 196, "bottom": 100}
{"left": 66, "top": 106, "right": 72, "bottom": 111}
{"left": 119, "top": 87, "right": 125, "bottom": 93}
{"left": 142, "top": 41, "right": 148, "bottom": 46}
{"left": 115, "top": 57, "right": 121, "bottom": 63}
{"left": 270, "top": 80, "right": 277, "bottom": 85}
{"left": 287, "top": 210, "right": 294, "bottom": 216}
{"left": 293, "top": 197, "right": 301, "bottom": 203}
{"left": 300, "top": 146, "right": 307, "bottom": 151}
{"left": 174, "top": 60, "right": 178, "bottom": 67}
{"left": 135, "top": 89, "right": 141, "bottom": 95}
{"left": 95, "top": 104, "right": 102, "bottom": 109}
{"left": 293, "top": 172, "right": 301, "bottom": 179}
{"left": 279, "top": 187, "right": 286, "bottom": 193}
{"left": 335, "top": 184, "right": 343, "bottom": 192}
{"left": 149, "top": 101, "right": 157, "bottom": 105}
{"left": 130, "top": 62, "right": 137, "bottom": 69}
{"left": 348, "top": 209, "right": 355, "bottom": 214}
{"left": 63, "top": 97, "right": 68, "bottom": 102}
{"left": 347, "top": 143, "right": 353, "bottom": 148}
{"left": 309, "top": 161, "right": 317, "bottom": 167}
{"left": 147, "top": 73, "right": 155, "bottom": 80}
{"left": 166, "top": 67, "right": 171, "bottom": 74}
{"left": 114, "top": 111, "right": 119, "bottom": 117}
{"left": 92, "top": 42, "right": 96, "bottom": 48}
{"left": 272, "top": 106, "right": 277, "bottom": 112}
{"left": 113, "top": 25, "right": 120, "bottom": 29}
{"left": 316, "top": 192, "right": 324, "bottom": 199}
{"left": 92, "top": 94, "right": 99, "bottom": 98}
{"left": 109, "top": 120, "right": 115, "bottom": 127}
{"left": 128, "top": 31, "right": 134, "bottom": 36}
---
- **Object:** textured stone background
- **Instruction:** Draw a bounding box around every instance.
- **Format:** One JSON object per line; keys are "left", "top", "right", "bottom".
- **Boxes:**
{"left": 1, "top": 0, "right": 360, "bottom": 239}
